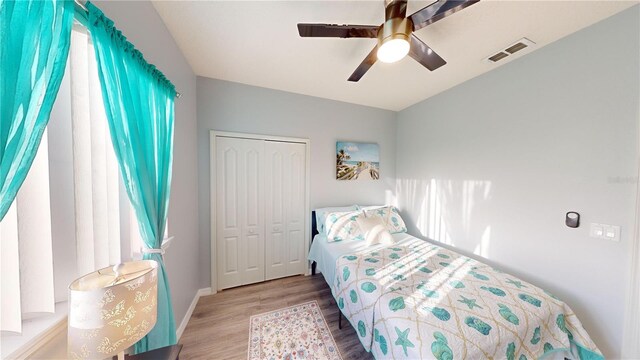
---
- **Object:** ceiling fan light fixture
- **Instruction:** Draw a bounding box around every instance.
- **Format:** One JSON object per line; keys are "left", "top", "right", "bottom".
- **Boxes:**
{"left": 377, "top": 37, "right": 410, "bottom": 63}
{"left": 376, "top": 17, "right": 412, "bottom": 63}
{"left": 298, "top": 0, "right": 481, "bottom": 81}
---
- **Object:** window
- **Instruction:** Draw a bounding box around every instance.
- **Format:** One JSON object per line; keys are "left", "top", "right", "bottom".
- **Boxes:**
{"left": 0, "top": 129, "right": 55, "bottom": 332}
{"left": 1, "top": 24, "right": 168, "bottom": 356}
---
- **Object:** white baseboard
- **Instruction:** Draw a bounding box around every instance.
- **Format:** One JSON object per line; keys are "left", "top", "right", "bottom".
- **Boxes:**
{"left": 176, "top": 287, "right": 213, "bottom": 340}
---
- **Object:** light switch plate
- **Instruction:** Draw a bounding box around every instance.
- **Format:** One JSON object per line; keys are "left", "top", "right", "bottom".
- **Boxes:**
{"left": 590, "top": 223, "right": 620, "bottom": 241}
{"left": 604, "top": 225, "right": 620, "bottom": 242}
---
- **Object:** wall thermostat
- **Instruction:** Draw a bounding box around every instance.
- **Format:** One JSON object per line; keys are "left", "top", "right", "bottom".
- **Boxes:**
{"left": 566, "top": 212, "right": 580, "bottom": 228}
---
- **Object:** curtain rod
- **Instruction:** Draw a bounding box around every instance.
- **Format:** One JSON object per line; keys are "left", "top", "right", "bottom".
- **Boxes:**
{"left": 73, "top": 0, "right": 183, "bottom": 99}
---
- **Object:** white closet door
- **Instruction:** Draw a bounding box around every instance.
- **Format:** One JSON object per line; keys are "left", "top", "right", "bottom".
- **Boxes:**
{"left": 216, "top": 137, "right": 265, "bottom": 289}
{"left": 265, "top": 141, "right": 307, "bottom": 280}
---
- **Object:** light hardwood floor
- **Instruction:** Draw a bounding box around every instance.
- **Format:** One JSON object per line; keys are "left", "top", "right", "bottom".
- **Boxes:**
{"left": 179, "top": 274, "right": 374, "bottom": 360}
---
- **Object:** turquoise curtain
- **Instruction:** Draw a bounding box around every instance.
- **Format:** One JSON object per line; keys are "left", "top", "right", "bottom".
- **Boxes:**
{"left": 0, "top": 0, "right": 74, "bottom": 220}
{"left": 86, "top": 2, "right": 177, "bottom": 353}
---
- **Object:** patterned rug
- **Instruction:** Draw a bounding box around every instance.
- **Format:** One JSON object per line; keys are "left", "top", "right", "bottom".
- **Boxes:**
{"left": 248, "top": 300, "right": 342, "bottom": 360}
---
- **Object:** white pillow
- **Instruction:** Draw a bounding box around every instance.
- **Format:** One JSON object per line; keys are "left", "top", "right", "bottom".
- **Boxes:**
{"left": 357, "top": 205, "right": 386, "bottom": 211}
{"left": 315, "top": 205, "right": 358, "bottom": 235}
{"left": 364, "top": 206, "right": 407, "bottom": 234}
{"left": 325, "top": 210, "right": 365, "bottom": 242}
{"left": 357, "top": 216, "right": 394, "bottom": 246}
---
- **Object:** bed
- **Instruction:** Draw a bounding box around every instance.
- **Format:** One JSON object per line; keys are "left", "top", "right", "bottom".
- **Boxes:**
{"left": 308, "top": 210, "right": 603, "bottom": 360}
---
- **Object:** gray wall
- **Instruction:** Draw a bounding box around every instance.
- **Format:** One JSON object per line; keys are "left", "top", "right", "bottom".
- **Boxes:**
{"left": 95, "top": 1, "right": 200, "bottom": 326}
{"left": 395, "top": 7, "right": 639, "bottom": 358}
{"left": 197, "top": 78, "right": 397, "bottom": 288}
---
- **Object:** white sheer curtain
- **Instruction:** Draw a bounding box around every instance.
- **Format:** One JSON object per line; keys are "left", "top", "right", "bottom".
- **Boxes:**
{"left": 69, "top": 26, "right": 121, "bottom": 275}
{"left": 0, "top": 26, "right": 124, "bottom": 334}
{"left": 0, "top": 132, "right": 55, "bottom": 333}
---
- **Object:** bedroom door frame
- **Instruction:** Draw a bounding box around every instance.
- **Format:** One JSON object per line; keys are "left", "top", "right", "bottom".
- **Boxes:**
{"left": 209, "top": 130, "right": 311, "bottom": 292}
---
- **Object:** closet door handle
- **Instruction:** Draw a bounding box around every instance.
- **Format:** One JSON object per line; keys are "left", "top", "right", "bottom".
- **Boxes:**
{"left": 248, "top": 229, "right": 255, "bottom": 234}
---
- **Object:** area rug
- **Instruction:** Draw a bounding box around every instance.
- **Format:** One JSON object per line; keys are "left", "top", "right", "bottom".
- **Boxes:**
{"left": 248, "top": 300, "right": 342, "bottom": 360}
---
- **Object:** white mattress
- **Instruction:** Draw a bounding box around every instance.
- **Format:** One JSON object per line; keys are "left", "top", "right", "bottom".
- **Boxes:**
{"left": 307, "top": 232, "right": 419, "bottom": 293}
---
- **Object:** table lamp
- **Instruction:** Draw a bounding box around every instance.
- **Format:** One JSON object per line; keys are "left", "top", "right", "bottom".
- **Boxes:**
{"left": 68, "top": 260, "right": 158, "bottom": 360}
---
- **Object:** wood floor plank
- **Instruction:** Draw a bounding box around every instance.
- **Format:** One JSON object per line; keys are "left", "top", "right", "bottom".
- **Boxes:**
{"left": 179, "top": 275, "right": 374, "bottom": 360}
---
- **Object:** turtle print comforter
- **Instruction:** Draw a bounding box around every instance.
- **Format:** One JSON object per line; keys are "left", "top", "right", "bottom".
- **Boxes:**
{"left": 332, "top": 237, "right": 603, "bottom": 360}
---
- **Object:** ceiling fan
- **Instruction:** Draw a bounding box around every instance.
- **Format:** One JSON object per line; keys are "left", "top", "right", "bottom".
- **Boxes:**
{"left": 297, "top": 0, "right": 479, "bottom": 82}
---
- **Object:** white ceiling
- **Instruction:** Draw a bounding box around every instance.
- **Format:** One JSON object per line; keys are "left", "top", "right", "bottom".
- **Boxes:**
{"left": 152, "top": 0, "right": 637, "bottom": 111}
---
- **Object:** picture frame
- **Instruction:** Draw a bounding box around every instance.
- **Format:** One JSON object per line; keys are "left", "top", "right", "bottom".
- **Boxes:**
{"left": 336, "top": 142, "right": 379, "bottom": 180}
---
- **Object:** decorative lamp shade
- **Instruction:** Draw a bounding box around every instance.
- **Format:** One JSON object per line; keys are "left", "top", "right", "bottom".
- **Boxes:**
{"left": 68, "top": 260, "right": 158, "bottom": 359}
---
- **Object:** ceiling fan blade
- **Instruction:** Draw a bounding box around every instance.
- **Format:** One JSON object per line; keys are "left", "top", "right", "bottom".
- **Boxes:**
{"left": 297, "top": 24, "right": 379, "bottom": 38}
{"left": 409, "top": 0, "right": 480, "bottom": 32}
{"left": 348, "top": 46, "right": 378, "bottom": 82}
{"left": 409, "top": 34, "right": 446, "bottom": 71}
{"left": 385, "top": 0, "right": 408, "bottom": 21}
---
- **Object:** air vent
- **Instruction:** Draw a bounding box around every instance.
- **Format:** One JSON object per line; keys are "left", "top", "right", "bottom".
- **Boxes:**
{"left": 505, "top": 42, "right": 528, "bottom": 54}
{"left": 488, "top": 52, "right": 508, "bottom": 62}
{"left": 485, "top": 38, "right": 536, "bottom": 63}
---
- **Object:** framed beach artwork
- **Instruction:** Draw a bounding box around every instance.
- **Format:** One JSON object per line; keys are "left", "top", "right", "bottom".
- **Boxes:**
{"left": 336, "top": 142, "right": 380, "bottom": 180}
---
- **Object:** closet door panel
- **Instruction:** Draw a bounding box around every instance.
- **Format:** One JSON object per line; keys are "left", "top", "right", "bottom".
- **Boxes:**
{"left": 285, "top": 143, "right": 307, "bottom": 275}
{"left": 216, "top": 138, "right": 242, "bottom": 289}
{"left": 223, "top": 237, "right": 239, "bottom": 274}
{"left": 240, "top": 140, "right": 265, "bottom": 285}
{"left": 216, "top": 137, "right": 265, "bottom": 289}
{"left": 222, "top": 148, "right": 239, "bottom": 230}
{"left": 265, "top": 142, "right": 286, "bottom": 280}
{"left": 245, "top": 149, "right": 260, "bottom": 228}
